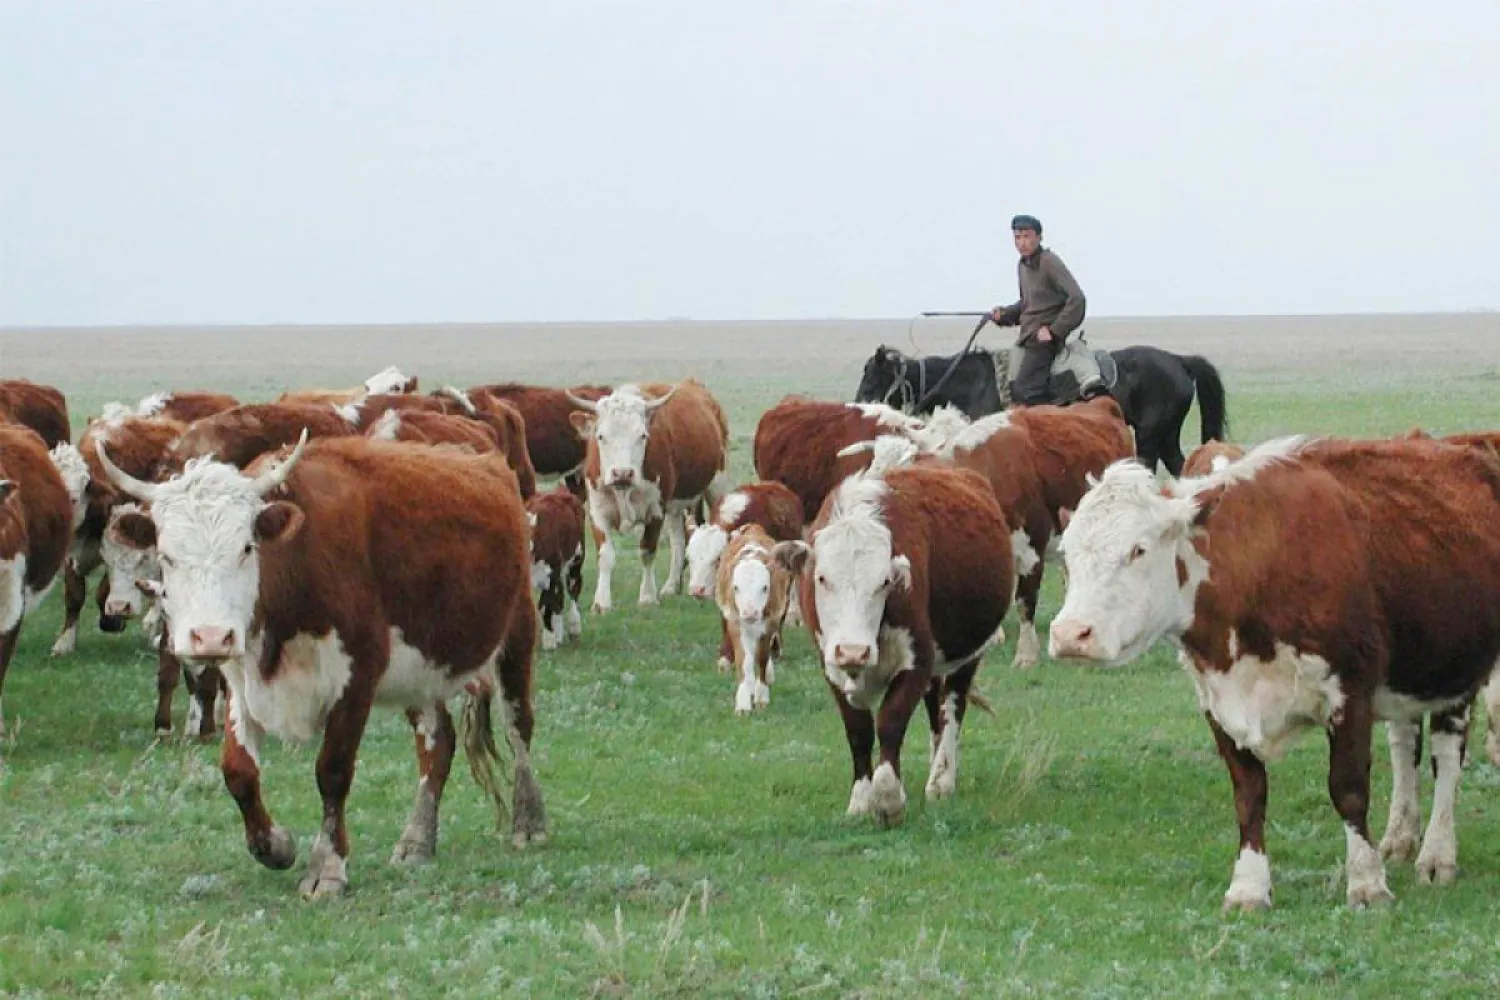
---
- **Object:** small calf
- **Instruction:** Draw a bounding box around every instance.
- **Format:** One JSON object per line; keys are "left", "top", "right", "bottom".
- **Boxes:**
{"left": 526, "top": 486, "right": 585, "bottom": 650}
{"left": 715, "top": 524, "right": 795, "bottom": 715}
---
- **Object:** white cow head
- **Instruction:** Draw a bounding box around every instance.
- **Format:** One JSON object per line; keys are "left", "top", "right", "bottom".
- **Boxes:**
{"left": 567, "top": 384, "right": 677, "bottom": 489}
{"left": 48, "top": 442, "right": 91, "bottom": 532}
{"left": 96, "top": 432, "right": 310, "bottom": 663}
{"left": 364, "top": 365, "right": 417, "bottom": 395}
{"left": 101, "top": 502, "right": 163, "bottom": 622}
{"left": 774, "top": 476, "right": 910, "bottom": 674}
{"left": 686, "top": 524, "right": 728, "bottom": 598}
{"left": 730, "top": 548, "right": 774, "bottom": 624}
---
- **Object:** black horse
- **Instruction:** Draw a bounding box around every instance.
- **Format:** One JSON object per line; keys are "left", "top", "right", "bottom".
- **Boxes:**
{"left": 854, "top": 344, "right": 1228, "bottom": 475}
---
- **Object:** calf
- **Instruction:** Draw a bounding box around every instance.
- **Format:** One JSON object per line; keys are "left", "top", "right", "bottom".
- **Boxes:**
{"left": 1050, "top": 437, "right": 1500, "bottom": 909}
{"left": 99, "top": 434, "right": 548, "bottom": 897}
{"left": 526, "top": 486, "right": 586, "bottom": 650}
{"left": 137, "top": 391, "right": 241, "bottom": 423}
{"left": 568, "top": 379, "right": 731, "bottom": 612}
{"left": 716, "top": 525, "right": 795, "bottom": 715}
{"left": 775, "top": 463, "right": 1014, "bottom": 826}
{"left": 0, "top": 379, "right": 70, "bottom": 449}
{"left": 0, "top": 424, "right": 72, "bottom": 738}
{"left": 1181, "top": 440, "right": 1246, "bottom": 477}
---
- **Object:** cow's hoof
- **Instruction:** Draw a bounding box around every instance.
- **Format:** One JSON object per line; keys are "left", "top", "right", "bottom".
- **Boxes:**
{"left": 252, "top": 826, "right": 297, "bottom": 871}
{"left": 1378, "top": 829, "right": 1418, "bottom": 864}
{"left": 390, "top": 837, "right": 435, "bottom": 866}
{"left": 1346, "top": 882, "right": 1395, "bottom": 908}
{"left": 869, "top": 763, "right": 906, "bottom": 828}
{"left": 1416, "top": 852, "right": 1457, "bottom": 886}
{"left": 1221, "top": 892, "right": 1272, "bottom": 913}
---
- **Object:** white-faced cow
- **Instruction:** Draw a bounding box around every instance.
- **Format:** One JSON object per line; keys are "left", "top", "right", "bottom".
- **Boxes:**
{"left": 525, "top": 485, "right": 586, "bottom": 650}
{"left": 277, "top": 366, "right": 419, "bottom": 407}
{"left": 716, "top": 524, "right": 796, "bottom": 715}
{"left": 568, "top": 379, "right": 730, "bottom": 612}
{"left": 98, "top": 434, "right": 548, "bottom": 897}
{"left": 0, "top": 424, "right": 72, "bottom": 739}
{"left": 1050, "top": 436, "right": 1500, "bottom": 910}
{"left": 775, "top": 463, "right": 1014, "bottom": 827}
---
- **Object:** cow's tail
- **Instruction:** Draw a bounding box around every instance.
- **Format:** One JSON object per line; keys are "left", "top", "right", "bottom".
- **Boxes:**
{"left": 458, "top": 681, "right": 514, "bottom": 829}
{"left": 1179, "top": 354, "right": 1229, "bottom": 443}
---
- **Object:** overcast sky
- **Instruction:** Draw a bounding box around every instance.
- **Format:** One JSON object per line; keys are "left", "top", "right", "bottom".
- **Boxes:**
{"left": 2, "top": 2, "right": 1497, "bottom": 326}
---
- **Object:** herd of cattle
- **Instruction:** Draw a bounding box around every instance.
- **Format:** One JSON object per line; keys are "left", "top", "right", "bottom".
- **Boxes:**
{"left": 2, "top": 364, "right": 1500, "bottom": 913}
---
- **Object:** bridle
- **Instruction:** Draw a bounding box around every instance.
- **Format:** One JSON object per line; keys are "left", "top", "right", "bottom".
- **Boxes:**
{"left": 878, "top": 349, "right": 924, "bottom": 413}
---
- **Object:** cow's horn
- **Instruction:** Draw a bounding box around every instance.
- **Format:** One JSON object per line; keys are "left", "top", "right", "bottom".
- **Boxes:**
{"left": 564, "top": 391, "right": 599, "bottom": 413}
{"left": 97, "top": 442, "right": 159, "bottom": 502}
{"left": 252, "top": 429, "right": 310, "bottom": 497}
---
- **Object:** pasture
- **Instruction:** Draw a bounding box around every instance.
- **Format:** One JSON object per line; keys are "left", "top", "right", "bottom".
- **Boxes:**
{"left": 4, "top": 313, "right": 1500, "bottom": 998}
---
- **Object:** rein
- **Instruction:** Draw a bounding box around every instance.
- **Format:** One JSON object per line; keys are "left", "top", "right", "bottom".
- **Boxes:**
{"left": 911, "top": 314, "right": 990, "bottom": 412}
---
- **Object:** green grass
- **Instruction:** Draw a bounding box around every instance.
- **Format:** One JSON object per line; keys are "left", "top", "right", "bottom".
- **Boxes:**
{"left": 6, "top": 361, "right": 1500, "bottom": 998}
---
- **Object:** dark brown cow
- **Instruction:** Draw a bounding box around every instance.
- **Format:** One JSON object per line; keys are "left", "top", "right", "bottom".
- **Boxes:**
{"left": 470, "top": 383, "right": 612, "bottom": 494}
{"left": 684, "top": 481, "right": 805, "bottom": 669}
{"left": 0, "top": 424, "right": 73, "bottom": 739}
{"left": 752, "top": 398, "right": 918, "bottom": 521}
{"left": 1182, "top": 439, "right": 1247, "bottom": 478}
{"left": 568, "top": 379, "right": 730, "bottom": 612}
{"left": 0, "top": 379, "right": 70, "bottom": 449}
{"left": 137, "top": 390, "right": 241, "bottom": 423}
{"left": 1051, "top": 436, "right": 1500, "bottom": 909}
{"left": 164, "top": 402, "right": 357, "bottom": 472}
{"left": 774, "top": 463, "right": 1015, "bottom": 827}
{"left": 100, "top": 434, "right": 548, "bottom": 897}
{"left": 525, "top": 485, "right": 585, "bottom": 650}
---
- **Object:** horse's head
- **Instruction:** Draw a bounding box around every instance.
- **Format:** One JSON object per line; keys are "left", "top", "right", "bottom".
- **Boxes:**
{"left": 854, "top": 345, "right": 908, "bottom": 404}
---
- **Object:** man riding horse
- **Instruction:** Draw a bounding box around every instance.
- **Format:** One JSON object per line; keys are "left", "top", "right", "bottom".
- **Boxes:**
{"left": 989, "top": 213, "right": 1087, "bottom": 406}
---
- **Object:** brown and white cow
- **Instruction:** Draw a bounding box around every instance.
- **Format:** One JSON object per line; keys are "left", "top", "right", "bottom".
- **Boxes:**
{"left": 0, "top": 379, "right": 71, "bottom": 449}
{"left": 774, "top": 463, "right": 1015, "bottom": 826}
{"left": 716, "top": 524, "right": 795, "bottom": 715}
{"left": 367, "top": 408, "right": 499, "bottom": 454}
{"left": 137, "top": 390, "right": 241, "bottom": 424}
{"left": 568, "top": 379, "right": 731, "bottom": 612}
{"left": 471, "top": 383, "right": 613, "bottom": 496}
{"left": 0, "top": 424, "right": 72, "bottom": 739}
{"left": 685, "top": 482, "right": 805, "bottom": 668}
{"left": 164, "top": 402, "right": 358, "bottom": 472}
{"left": 525, "top": 485, "right": 585, "bottom": 650}
{"left": 752, "top": 397, "right": 919, "bottom": 522}
{"left": 1181, "top": 440, "right": 1246, "bottom": 478}
{"left": 1050, "top": 436, "right": 1500, "bottom": 909}
{"left": 277, "top": 365, "right": 419, "bottom": 407}
{"left": 98, "top": 434, "right": 548, "bottom": 897}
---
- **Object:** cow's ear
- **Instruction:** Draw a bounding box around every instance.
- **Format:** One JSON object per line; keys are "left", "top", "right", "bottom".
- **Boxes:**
{"left": 773, "top": 540, "right": 811, "bottom": 574}
{"left": 889, "top": 554, "right": 912, "bottom": 591}
{"left": 1188, "top": 485, "right": 1226, "bottom": 530}
{"left": 404, "top": 377, "right": 420, "bottom": 393}
{"left": 111, "top": 511, "right": 157, "bottom": 550}
{"left": 254, "top": 501, "right": 305, "bottom": 545}
{"left": 568, "top": 411, "right": 596, "bottom": 437}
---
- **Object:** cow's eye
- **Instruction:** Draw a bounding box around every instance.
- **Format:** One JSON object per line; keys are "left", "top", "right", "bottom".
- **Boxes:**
{"left": 1128, "top": 544, "right": 1147, "bottom": 562}
{"left": 816, "top": 573, "right": 828, "bottom": 588}
{"left": 242, "top": 542, "right": 255, "bottom": 557}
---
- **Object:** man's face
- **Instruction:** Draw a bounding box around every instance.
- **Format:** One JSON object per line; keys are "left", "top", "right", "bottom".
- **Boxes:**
{"left": 1013, "top": 228, "right": 1040, "bottom": 256}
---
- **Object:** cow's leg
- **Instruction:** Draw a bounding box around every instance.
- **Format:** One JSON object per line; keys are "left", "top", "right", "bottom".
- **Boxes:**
{"left": 1326, "top": 697, "right": 1392, "bottom": 908}
{"left": 732, "top": 616, "right": 756, "bottom": 715}
{"left": 716, "top": 613, "right": 734, "bottom": 672}
{"left": 1484, "top": 674, "right": 1500, "bottom": 768}
{"left": 637, "top": 516, "right": 664, "bottom": 606}
{"left": 221, "top": 689, "right": 296, "bottom": 871}
{"left": 538, "top": 570, "right": 562, "bottom": 651}
{"left": 548, "top": 572, "right": 567, "bottom": 648}
{"left": 564, "top": 550, "right": 584, "bottom": 639}
{"left": 660, "top": 508, "right": 688, "bottom": 597}
{"left": 590, "top": 520, "right": 614, "bottom": 614}
{"left": 392, "top": 703, "right": 456, "bottom": 865}
{"left": 870, "top": 667, "right": 930, "bottom": 828}
{"left": 300, "top": 683, "right": 378, "bottom": 899}
{"left": 1011, "top": 524, "right": 1047, "bottom": 670}
{"left": 1415, "top": 702, "right": 1470, "bottom": 886}
{"left": 831, "top": 681, "right": 876, "bottom": 816}
{"left": 756, "top": 625, "right": 777, "bottom": 700}
{"left": 1378, "top": 719, "right": 1421, "bottom": 863}
{"left": 0, "top": 625, "right": 20, "bottom": 739}
{"left": 496, "top": 620, "right": 548, "bottom": 848}
{"left": 50, "top": 559, "right": 88, "bottom": 656}
{"left": 183, "top": 662, "right": 222, "bottom": 740}
{"left": 1208, "top": 714, "right": 1272, "bottom": 911}
{"left": 926, "top": 659, "right": 979, "bottom": 800}
{"left": 153, "top": 640, "right": 182, "bottom": 736}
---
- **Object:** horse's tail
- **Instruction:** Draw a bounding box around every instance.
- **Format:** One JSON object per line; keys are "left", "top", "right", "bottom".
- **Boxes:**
{"left": 1179, "top": 354, "right": 1228, "bottom": 443}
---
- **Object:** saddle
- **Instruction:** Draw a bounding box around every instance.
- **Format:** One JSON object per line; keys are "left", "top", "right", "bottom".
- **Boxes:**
{"left": 991, "top": 332, "right": 1117, "bottom": 407}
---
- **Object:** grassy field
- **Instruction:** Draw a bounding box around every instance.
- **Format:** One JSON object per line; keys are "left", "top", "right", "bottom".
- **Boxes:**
{"left": 5, "top": 321, "right": 1500, "bottom": 997}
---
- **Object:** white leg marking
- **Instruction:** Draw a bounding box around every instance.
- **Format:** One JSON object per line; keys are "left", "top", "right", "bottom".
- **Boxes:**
{"left": 1416, "top": 728, "right": 1463, "bottom": 885}
{"left": 299, "top": 833, "right": 350, "bottom": 898}
{"left": 1222, "top": 847, "right": 1273, "bottom": 911}
{"left": 1378, "top": 721, "right": 1421, "bottom": 863}
{"left": 735, "top": 622, "right": 764, "bottom": 715}
{"left": 565, "top": 595, "right": 582, "bottom": 638}
{"left": 925, "top": 693, "right": 960, "bottom": 800}
{"left": 637, "top": 531, "right": 660, "bottom": 606}
{"left": 868, "top": 761, "right": 907, "bottom": 827}
{"left": 1345, "top": 823, "right": 1393, "bottom": 908}
{"left": 1012, "top": 616, "right": 1040, "bottom": 671}
{"left": 50, "top": 622, "right": 78, "bottom": 657}
{"left": 661, "top": 511, "right": 687, "bottom": 597}
{"left": 592, "top": 537, "right": 615, "bottom": 613}
{"left": 185, "top": 697, "right": 204, "bottom": 738}
{"left": 846, "top": 776, "right": 874, "bottom": 816}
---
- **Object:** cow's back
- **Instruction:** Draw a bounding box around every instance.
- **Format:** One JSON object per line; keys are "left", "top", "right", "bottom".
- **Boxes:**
{"left": 471, "top": 396, "right": 538, "bottom": 499}
{"left": 182, "top": 403, "right": 357, "bottom": 469}
{"left": 472, "top": 383, "right": 611, "bottom": 476}
{"left": 753, "top": 398, "right": 880, "bottom": 521}
{"left": 642, "top": 379, "right": 728, "bottom": 500}
{"left": 255, "top": 438, "right": 532, "bottom": 672}
{"left": 943, "top": 425, "right": 1048, "bottom": 534}
{"left": 0, "top": 380, "right": 70, "bottom": 449}
{"left": 1010, "top": 401, "right": 1134, "bottom": 516}
{"left": 142, "top": 391, "right": 240, "bottom": 423}
{"left": 526, "top": 487, "right": 584, "bottom": 566}
{"left": 80, "top": 415, "right": 186, "bottom": 511}
{"left": 0, "top": 424, "right": 71, "bottom": 592}
{"left": 712, "top": 481, "right": 804, "bottom": 541}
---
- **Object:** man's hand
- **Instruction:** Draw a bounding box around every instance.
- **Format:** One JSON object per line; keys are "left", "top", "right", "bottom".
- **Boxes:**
{"left": 1036, "top": 326, "right": 1053, "bottom": 343}
{"left": 989, "top": 306, "right": 1008, "bottom": 325}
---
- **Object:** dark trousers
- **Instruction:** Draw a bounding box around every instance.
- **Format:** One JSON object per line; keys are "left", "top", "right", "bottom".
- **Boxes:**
{"left": 1010, "top": 340, "right": 1059, "bottom": 405}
